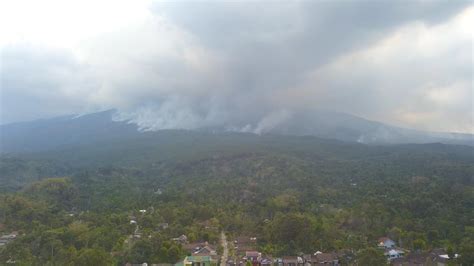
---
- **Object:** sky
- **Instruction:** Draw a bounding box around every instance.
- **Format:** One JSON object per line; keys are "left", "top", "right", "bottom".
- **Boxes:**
{"left": 0, "top": 0, "right": 473, "bottom": 133}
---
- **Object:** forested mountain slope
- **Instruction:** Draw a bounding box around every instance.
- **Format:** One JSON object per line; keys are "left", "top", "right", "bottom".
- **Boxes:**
{"left": 1, "top": 110, "right": 472, "bottom": 155}
{"left": 0, "top": 131, "right": 473, "bottom": 264}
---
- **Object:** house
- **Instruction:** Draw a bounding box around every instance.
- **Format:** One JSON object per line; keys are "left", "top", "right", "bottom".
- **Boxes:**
{"left": 304, "top": 252, "right": 339, "bottom": 266}
{"left": 385, "top": 249, "right": 405, "bottom": 261}
{"left": 0, "top": 232, "right": 17, "bottom": 240}
{"left": 244, "top": 251, "right": 262, "bottom": 266}
{"left": 303, "top": 254, "right": 312, "bottom": 266}
{"left": 173, "top": 235, "right": 188, "bottom": 244}
{"left": 390, "top": 248, "right": 460, "bottom": 266}
{"left": 158, "top": 223, "right": 169, "bottom": 230}
{"left": 184, "top": 242, "right": 205, "bottom": 254}
{"left": 281, "top": 256, "right": 304, "bottom": 266}
{"left": 226, "top": 259, "right": 236, "bottom": 266}
{"left": 433, "top": 254, "right": 459, "bottom": 266}
{"left": 181, "top": 256, "right": 215, "bottom": 266}
{"left": 378, "top": 237, "right": 396, "bottom": 249}
{"left": 391, "top": 252, "right": 429, "bottom": 266}
{"left": 260, "top": 257, "right": 273, "bottom": 266}
{"left": 184, "top": 242, "right": 217, "bottom": 257}
{"left": 234, "top": 236, "right": 258, "bottom": 255}
{"left": 245, "top": 251, "right": 261, "bottom": 261}
{"left": 0, "top": 232, "right": 18, "bottom": 247}
{"left": 390, "top": 250, "right": 447, "bottom": 266}
{"left": 274, "top": 258, "right": 283, "bottom": 266}
{"left": 428, "top": 248, "right": 459, "bottom": 266}
{"left": 194, "top": 246, "right": 217, "bottom": 256}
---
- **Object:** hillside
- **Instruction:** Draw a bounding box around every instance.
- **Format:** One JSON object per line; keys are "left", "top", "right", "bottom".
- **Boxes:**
{"left": 0, "top": 129, "right": 473, "bottom": 264}
{"left": 1, "top": 110, "right": 472, "bottom": 155}
{"left": 0, "top": 113, "right": 473, "bottom": 265}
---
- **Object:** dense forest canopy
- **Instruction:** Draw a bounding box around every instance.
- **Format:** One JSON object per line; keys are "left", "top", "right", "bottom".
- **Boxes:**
{"left": 0, "top": 132, "right": 473, "bottom": 265}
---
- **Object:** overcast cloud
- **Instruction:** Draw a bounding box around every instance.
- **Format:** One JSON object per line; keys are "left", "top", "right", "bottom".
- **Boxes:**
{"left": 0, "top": 0, "right": 472, "bottom": 133}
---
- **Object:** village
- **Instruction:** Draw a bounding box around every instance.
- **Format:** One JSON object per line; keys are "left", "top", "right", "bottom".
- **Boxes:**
{"left": 0, "top": 206, "right": 464, "bottom": 266}
{"left": 122, "top": 210, "right": 459, "bottom": 266}
{"left": 122, "top": 233, "right": 459, "bottom": 266}
{"left": 0, "top": 209, "right": 467, "bottom": 266}
{"left": 0, "top": 224, "right": 461, "bottom": 266}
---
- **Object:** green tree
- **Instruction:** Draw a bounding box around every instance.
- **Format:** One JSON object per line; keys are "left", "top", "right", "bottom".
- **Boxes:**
{"left": 128, "top": 239, "right": 153, "bottom": 264}
{"left": 446, "top": 246, "right": 455, "bottom": 259}
{"left": 75, "top": 248, "right": 114, "bottom": 266}
{"left": 413, "top": 239, "right": 426, "bottom": 251}
{"left": 0, "top": 240, "right": 35, "bottom": 265}
{"left": 458, "top": 241, "right": 474, "bottom": 266}
{"left": 357, "top": 248, "right": 386, "bottom": 266}
{"left": 167, "top": 245, "right": 182, "bottom": 263}
{"left": 267, "top": 213, "right": 316, "bottom": 254}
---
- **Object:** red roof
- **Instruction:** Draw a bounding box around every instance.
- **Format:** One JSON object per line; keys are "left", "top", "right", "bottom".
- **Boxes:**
{"left": 378, "top": 237, "right": 392, "bottom": 243}
{"left": 245, "top": 251, "right": 260, "bottom": 257}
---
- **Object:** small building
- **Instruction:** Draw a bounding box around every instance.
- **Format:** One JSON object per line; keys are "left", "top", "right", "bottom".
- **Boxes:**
{"left": 385, "top": 249, "right": 404, "bottom": 260}
{"left": 274, "top": 258, "right": 283, "bottom": 266}
{"left": 244, "top": 251, "right": 262, "bottom": 266}
{"left": 184, "top": 242, "right": 217, "bottom": 257}
{"left": 429, "top": 248, "right": 459, "bottom": 266}
{"left": 173, "top": 235, "right": 188, "bottom": 244}
{"left": 304, "top": 252, "right": 339, "bottom": 266}
{"left": 390, "top": 248, "right": 458, "bottom": 265}
{"left": 194, "top": 246, "right": 217, "bottom": 256}
{"left": 182, "top": 256, "right": 214, "bottom": 266}
{"left": 158, "top": 223, "right": 169, "bottom": 230}
{"left": 0, "top": 232, "right": 18, "bottom": 247}
{"left": 260, "top": 257, "right": 273, "bottom": 266}
{"left": 281, "top": 256, "right": 304, "bottom": 266}
{"left": 234, "top": 236, "right": 258, "bottom": 255}
{"left": 245, "top": 251, "right": 261, "bottom": 261}
{"left": 391, "top": 252, "right": 429, "bottom": 266}
{"left": 226, "top": 259, "right": 236, "bottom": 266}
{"left": 378, "top": 237, "right": 396, "bottom": 249}
{"left": 0, "top": 232, "right": 17, "bottom": 240}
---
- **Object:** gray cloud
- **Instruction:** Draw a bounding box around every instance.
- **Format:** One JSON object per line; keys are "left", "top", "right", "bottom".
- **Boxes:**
{"left": 1, "top": 0, "right": 472, "bottom": 133}
{"left": 0, "top": 44, "right": 97, "bottom": 123}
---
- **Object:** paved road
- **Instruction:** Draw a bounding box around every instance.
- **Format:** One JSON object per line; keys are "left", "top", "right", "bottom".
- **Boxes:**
{"left": 220, "top": 231, "right": 228, "bottom": 266}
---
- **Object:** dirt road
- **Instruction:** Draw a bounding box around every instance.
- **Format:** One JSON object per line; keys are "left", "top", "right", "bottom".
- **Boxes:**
{"left": 220, "top": 231, "right": 228, "bottom": 266}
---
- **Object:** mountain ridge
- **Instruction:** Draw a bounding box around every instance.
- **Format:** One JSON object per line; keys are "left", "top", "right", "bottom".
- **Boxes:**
{"left": 1, "top": 109, "right": 472, "bottom": 154}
